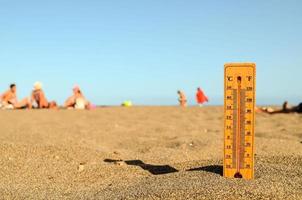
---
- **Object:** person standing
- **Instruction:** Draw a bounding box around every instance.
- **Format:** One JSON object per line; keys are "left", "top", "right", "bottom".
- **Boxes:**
{"left": 196, "top": 87, "right": 208, "bottom": 107}
{"left": 177, "top": 90, "right": 187, "bottom": 107}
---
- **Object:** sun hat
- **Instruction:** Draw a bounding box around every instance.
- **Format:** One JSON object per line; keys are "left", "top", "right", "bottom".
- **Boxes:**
{"left": 73, "top": 85, "right": 80, "bottom": 91}
{"left": 34, "top": 81, "right": 43, "bottom": 90}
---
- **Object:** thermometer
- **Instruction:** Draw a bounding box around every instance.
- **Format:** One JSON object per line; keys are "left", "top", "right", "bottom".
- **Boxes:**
{"left": 224, "top": 63, "right": 256, "bottom": 180}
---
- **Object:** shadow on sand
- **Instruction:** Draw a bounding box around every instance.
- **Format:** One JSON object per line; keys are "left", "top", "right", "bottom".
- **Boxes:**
{"left": 187, "top": 165, "right": 223, "bottom": 176}
{"left": 104, "top": 159, "right": 223, "bottom": 176}
{"left": 104, "top": 159, "right": 178, "bottom": 175}
{"left": 104, "top": 159, "right": 123, "bottom": 163}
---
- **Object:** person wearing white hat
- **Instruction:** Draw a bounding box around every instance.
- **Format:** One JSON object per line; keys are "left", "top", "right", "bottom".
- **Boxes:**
{"left": 31, "top": 82, "right": 57, "bottom": 109}
{"left": 64, "top": 85, "right": 91, "bottom": 110}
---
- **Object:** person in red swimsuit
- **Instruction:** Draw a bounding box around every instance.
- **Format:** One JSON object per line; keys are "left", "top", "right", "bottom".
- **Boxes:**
{"left": 196, "top": 87, "right": 208, "bottom": 106}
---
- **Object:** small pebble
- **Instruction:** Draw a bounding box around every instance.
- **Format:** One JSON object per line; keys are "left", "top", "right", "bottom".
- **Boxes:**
{"left": 78, "top": 163, "right": 85, "bottom": 172}
{"left": 115, "top": 161, "right": 124, "bottom": 166}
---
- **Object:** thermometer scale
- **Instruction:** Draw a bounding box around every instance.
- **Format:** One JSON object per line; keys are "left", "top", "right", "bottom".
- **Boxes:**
{"left": 224, "top": 63, "right": 256, "bottom": 180}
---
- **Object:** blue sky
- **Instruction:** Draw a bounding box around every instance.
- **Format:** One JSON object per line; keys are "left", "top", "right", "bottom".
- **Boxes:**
{"left": 0, "top": 0, "right": 301, "bottom": 105}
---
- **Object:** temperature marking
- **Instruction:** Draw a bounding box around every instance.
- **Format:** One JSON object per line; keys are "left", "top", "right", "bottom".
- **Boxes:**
{"left": 224, "top": 63, "right": 256, "bottom": 180}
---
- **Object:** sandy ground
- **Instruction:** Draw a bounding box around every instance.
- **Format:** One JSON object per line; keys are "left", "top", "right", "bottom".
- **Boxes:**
{"left": 0, "top": 107, "right": 301, "bottom": 200}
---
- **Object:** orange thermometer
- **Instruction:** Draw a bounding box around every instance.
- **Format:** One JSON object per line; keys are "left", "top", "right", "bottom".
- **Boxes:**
{"left": 224, "top": 63, "right": 256, "bottom": 180}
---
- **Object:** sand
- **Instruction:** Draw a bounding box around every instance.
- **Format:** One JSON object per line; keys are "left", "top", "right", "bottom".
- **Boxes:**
{"left": 0, "top": 107, "right": 301, "bottom": 200}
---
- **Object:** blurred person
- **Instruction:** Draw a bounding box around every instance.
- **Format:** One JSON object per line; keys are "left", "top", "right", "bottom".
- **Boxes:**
{"left": 261, "top": 101, "right": 302, "bottom": 114}
{"left": 31, "top": 82, "right": 57, "bottom": 109}
{"left": 0, "top": 83, "right": 31, "bottom": 109}
{"left": 196, "top": 87, "right": 208, "bottom": 106}
{"left": 65, "top": 85, "right": 91, "bottom": 110}
{"left": 177, "top": 90, "right": 187, "bottom": 107}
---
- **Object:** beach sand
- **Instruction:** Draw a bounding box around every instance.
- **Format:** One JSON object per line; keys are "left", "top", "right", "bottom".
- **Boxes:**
{"left": 0, "top": 107, "right": 301, "bottom": 199}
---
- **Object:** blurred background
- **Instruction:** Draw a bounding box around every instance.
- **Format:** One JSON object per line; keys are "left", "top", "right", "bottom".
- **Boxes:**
{"left": 0, "top": 0, "right": 301, "bottom": 105}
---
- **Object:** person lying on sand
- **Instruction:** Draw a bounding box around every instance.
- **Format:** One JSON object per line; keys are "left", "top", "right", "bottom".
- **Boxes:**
{"left": 0, "top": 83, "right": 32, "bottom": 109}
{"left": 31, "top": 82, "right": 57, "bottom": 109}
{"left": 64, "top": 85, "right": 91, "bottom": 110}
{"left": 177, "top": 90, "right": 187, "bottom": 107}
{"left": 261, "top": 101, "right": 302, "bottom": 114}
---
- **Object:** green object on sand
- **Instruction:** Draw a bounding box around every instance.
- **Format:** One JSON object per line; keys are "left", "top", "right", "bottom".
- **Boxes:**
{"left": 122, "top": 101, "right": 133, "bottom": 107}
